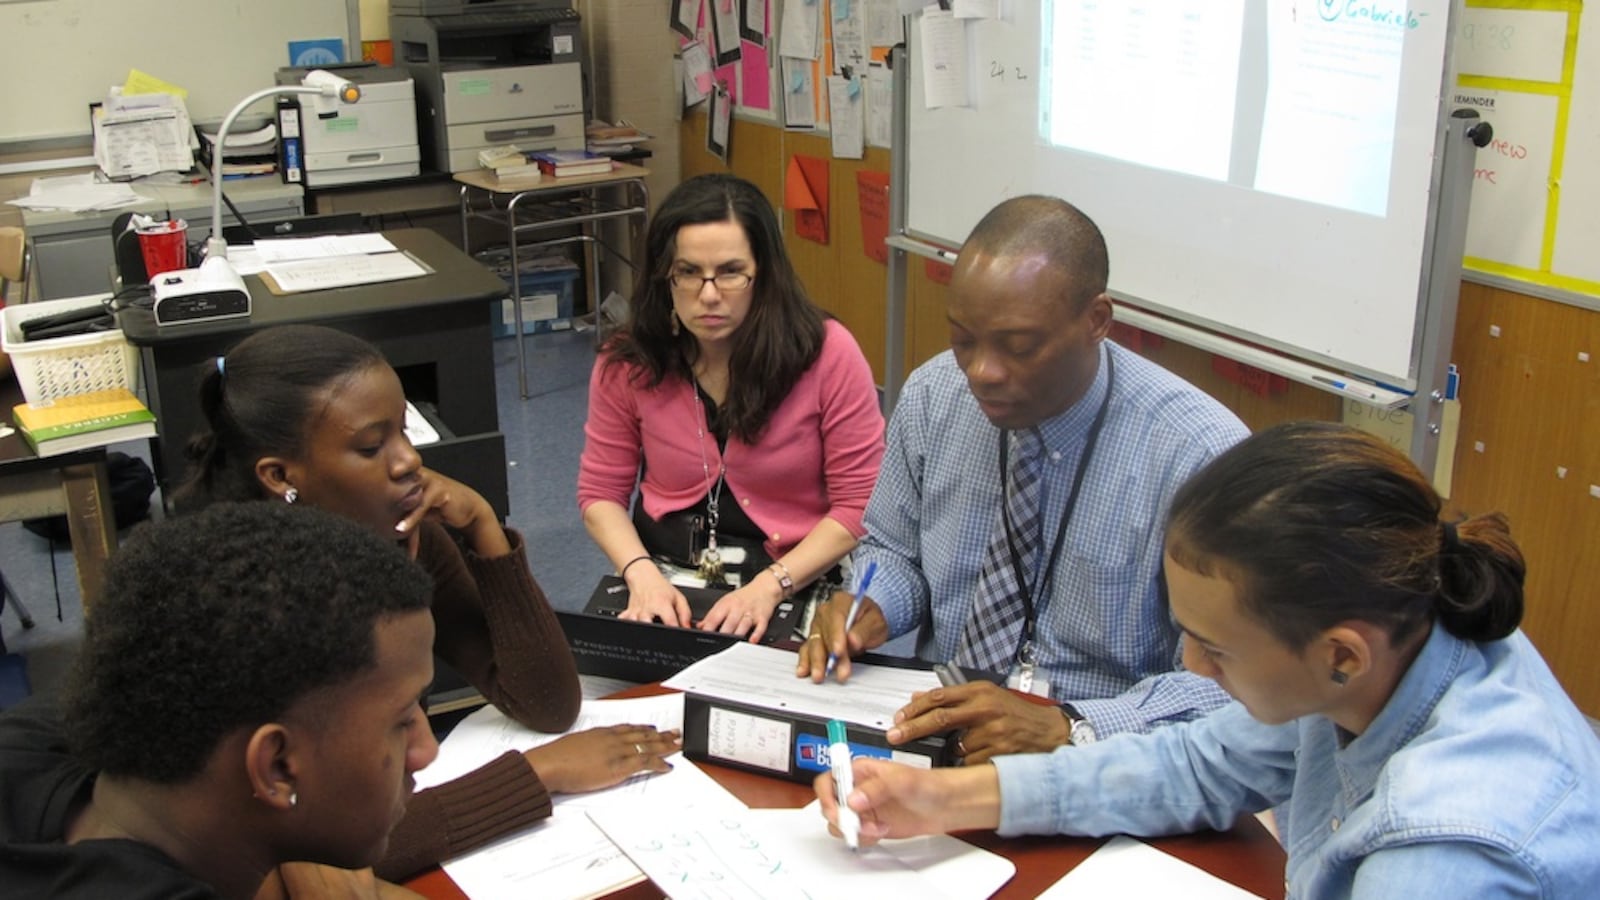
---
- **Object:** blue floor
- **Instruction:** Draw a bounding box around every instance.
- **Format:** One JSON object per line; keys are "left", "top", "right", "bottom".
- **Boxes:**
{"left": 1, "top": 327, "right": 610, "bottom": 700}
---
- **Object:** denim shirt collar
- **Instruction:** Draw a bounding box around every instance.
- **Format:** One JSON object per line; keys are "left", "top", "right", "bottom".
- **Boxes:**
{"left": 1033, "top": 341, "right": 1112, "bottom": 457}
{"left": 1334, "top": 621, "right": 1465, "bottom": 804}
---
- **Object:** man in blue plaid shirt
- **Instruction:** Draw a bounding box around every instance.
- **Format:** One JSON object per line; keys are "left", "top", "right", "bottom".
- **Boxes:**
{"left": 799, "top": 196, "right": 1247, "bottom": 762}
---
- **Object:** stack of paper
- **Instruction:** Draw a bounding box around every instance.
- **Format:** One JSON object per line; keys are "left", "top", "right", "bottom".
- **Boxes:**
{"left": 585, "top": 119, "right": 652, "bottom": 156}
{"left": 419, "top": 696, "right": 1015, "bottom": 900}
{"left": 6, "top": 174, "right": 142, "bottom": 213}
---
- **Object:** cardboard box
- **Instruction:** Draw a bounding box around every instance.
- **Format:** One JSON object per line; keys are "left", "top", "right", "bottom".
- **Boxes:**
{"left": 682, "top": 692, "right": 957, "bottom": 784}
{"left": 485, "top": 265, "right": 580, "bottom": 338}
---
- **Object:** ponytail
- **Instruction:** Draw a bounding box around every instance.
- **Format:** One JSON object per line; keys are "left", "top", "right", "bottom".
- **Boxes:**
{"left": 169, "top": 325, "right": 387, "bottom": 513}
{"left": 1435, "top": 513, "right": 1524, "bottom": 641}
{"left": 1167, "top": 422, "right": 1527, "bottom": 650}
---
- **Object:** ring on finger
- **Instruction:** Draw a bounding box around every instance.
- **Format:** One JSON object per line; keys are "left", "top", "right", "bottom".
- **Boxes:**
{"left": 634, "top": 743, "right": 644, "bottom": 755}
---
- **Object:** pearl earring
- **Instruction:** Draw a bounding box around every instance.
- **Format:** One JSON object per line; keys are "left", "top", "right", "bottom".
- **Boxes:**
{"left": 284, "top": 487, "right": 298, "bottom": 505}
{"left": 288, "top": 792, "right": 298, "bottom": 808}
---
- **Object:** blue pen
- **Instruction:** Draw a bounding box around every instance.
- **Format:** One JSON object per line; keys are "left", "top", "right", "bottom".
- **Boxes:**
{"left": 825, "top": 561, "right": 878, "bottom": 681}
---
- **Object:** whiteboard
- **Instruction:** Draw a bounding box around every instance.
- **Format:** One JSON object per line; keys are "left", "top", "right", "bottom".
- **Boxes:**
{"left": 0, "top": 0, "right": 357, "bottom": 142}
{"left": 1454, "top": 0, "right": 1600, "bottom": 306}
{"left": 904, "top": 1, "right": 1458, "bottom": 388}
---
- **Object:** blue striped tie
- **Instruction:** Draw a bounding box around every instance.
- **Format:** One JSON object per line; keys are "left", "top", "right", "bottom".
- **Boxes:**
{"left": 955, "top": 428, "right": 1044, "bottom": 672}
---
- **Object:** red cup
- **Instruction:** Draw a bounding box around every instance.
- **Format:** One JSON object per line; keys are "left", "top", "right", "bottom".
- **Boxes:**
{"left": 137, "top": 219, "right": 189, "bottom": 279}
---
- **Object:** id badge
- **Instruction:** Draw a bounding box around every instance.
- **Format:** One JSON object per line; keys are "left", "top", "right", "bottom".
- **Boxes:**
{"left": 1005, "top": 642, "right": 1052, "bottom": 698}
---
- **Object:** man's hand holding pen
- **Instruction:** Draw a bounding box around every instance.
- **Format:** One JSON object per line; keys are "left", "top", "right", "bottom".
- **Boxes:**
{"left": 887, "top": 682, "right": 1072, "bottom": 764}
{"left": 795, "top": 589, "right": 890, "bottom": 683}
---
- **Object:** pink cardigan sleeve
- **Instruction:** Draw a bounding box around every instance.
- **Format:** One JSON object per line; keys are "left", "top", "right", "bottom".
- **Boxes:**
{"left": 813, "top": 320, "right": 886, "bottom": 538}
{"left": 577, "top": 355, "right": 644, "bottom": 512}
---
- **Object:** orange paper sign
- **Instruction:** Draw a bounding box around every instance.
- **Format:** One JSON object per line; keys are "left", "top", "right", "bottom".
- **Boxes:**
{"left": 856, "top": 170, "right": 890, "bottom": 264}
{"left": 786, "top": 154, "right": 830, "bottom": 244}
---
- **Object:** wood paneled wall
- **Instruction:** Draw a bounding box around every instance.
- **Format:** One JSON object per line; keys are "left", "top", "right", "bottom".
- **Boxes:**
{"left": 681, "top": 113, "right": 1600, "bottom": 717}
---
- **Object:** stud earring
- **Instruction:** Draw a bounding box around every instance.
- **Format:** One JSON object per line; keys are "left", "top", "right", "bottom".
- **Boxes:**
{"left": 283, "top": 487, "right": 298, "bottom": 505}
{"left": 288, "top": 792, "right": 298, "bottom": 809}
{"left": 1330, "top": 670, "right": 1349, "bottom": 686}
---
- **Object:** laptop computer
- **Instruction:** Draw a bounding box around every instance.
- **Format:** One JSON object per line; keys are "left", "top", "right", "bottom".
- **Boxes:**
{"left": 563, "top": 574, "right": 806, "bottom": 683}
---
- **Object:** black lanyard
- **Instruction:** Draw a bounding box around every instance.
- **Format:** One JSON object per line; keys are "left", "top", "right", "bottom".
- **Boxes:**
{"left": 998, "top": 350, "right": 1116, "bottom": 666}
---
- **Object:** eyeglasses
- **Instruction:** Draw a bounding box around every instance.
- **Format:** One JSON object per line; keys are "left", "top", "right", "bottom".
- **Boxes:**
{"left": 669, "top": 271, "right": 754, "bottom": 293}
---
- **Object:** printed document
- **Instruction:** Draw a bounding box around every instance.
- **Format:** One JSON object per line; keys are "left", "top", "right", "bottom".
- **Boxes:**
{"left": 589, "top": 803, "right": 1015, "bottom": 900}
{"left": 662, "top": 642, "right": 940, "bottom": 730}
{"left": 418, "top": 696, "right": 747, "bottom": 900}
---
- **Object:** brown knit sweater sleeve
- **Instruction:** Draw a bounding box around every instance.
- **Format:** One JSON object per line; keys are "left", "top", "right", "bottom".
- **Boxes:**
{"left": 425, "top": 524, "right": 582, "bottom": 732}
{"left": 373, "top": 751, "right": 553, "bottom": 883}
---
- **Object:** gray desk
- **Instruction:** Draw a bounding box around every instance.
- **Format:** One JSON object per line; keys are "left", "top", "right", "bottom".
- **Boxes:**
{"left": 22, "top": 177, "right": 303, "bottom": 300}
{"left": 117, "top": 228, "right": 514, "bottom": 518}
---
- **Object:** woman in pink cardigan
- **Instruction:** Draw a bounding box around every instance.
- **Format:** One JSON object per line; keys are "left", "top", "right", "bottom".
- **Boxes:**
{"left": 579, "top": 174, "right": 884, "bottom": 643}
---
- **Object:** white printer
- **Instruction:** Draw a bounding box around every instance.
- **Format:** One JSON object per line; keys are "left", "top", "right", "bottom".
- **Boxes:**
{"left": 390, "top": 0, "right": 587, "bottom": 173}
{"left": 274, "top": 64, "right": 421, "bottom": 186}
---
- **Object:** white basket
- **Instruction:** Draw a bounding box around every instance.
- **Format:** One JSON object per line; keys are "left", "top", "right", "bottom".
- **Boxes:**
{"left": 1, "top": 295, "right": 141, "bottom": 406}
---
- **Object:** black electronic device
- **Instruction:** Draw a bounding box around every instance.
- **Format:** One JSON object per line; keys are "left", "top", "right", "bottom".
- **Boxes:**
{"left": 19, "top": 303, "right": 114, "bottom": 341}
{"left": 582, "top": 574, "right": 805, "bottom": 641}
{"left": 560, "top": 574, "right": 806, "bottom": 683}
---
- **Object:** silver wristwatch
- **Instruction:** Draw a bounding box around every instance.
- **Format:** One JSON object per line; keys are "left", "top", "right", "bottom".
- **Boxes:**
{"left": 1061, "top": 704, "right": 1098, "bottom": 746}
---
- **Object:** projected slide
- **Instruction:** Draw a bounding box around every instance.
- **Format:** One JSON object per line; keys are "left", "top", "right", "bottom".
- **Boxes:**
{"left": 1044, "top": 0, "right": 1408, "bottom": 217}
{"left": 1046, "top": 1, "right": 1245, "bottom": 182}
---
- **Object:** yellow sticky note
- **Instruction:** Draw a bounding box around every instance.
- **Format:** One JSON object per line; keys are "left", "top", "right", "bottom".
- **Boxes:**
{"left": 122, "top": 69, "right": 189, "bottom": 101}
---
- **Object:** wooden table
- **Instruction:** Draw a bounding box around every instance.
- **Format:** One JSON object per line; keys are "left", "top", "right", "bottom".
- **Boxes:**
{"left": 455, "top": 164, "right": 650, "bottom": 399}
{"left": 0, "top": 378, "right": 117, "bottom": 615}
{"left": 406, "top": 687, "right": 1287, "bottom": 899}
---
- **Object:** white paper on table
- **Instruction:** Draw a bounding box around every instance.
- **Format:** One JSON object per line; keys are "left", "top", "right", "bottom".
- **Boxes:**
{"left": 224, "top": 246, "right": 267, "bottom": 275}
{"left": 919, "top": 9, "right": 970, "bottom": 109}
{"left": 403, "top": 401, "right": 440, "bottom": 447}
{"left": 1037, "top": 835, "right": 1264, "bottom": 899}
{"left": 662, "top": 642, "right": 940, "bottom": 730}
{"left": 427, "top": 697, "right": 747, "bottom": 900}
{"left": 8, "top": 174, "right": 143, "bottom": 212}
{"left": 414, "top": 694, "right": 688, "bottom": 790}
{"left": 263, "top": 251, "right": 429, "bottom": 293}
{"left": 780, "top": 0, "right": 823, "bottom": 60}
{"left": 589, "top": 804, "right": 1015, "bottom": 900}
{"left": 250, "top": 234, "right": 397, "bottom": 262}
{"left": 828, "top": 75, "right": 866, "bottom": 159}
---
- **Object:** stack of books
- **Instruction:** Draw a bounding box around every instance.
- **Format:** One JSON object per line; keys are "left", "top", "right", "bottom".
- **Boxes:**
{"left": 11, "top": 388, "right": 157, "bottom": 457}
{"left": 525, "top": 150, "right": 614, "bottom": 178}
{"left": 478, "top": 144, "right": 540, "bottom": 180}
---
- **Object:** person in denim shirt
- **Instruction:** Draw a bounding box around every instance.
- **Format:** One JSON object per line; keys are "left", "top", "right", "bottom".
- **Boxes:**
{"left": 815, "top": 422, "right": 1600, "bottom": 898}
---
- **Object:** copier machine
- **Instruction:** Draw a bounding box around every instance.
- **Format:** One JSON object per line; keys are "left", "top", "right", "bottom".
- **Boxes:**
{"left": 390, "top": 0, "right": 587, "bottom": 173}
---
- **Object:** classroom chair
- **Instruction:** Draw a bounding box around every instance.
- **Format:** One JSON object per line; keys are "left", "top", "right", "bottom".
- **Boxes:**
{"left": 0, "top": 225, "right": 29, "bottom": 304}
